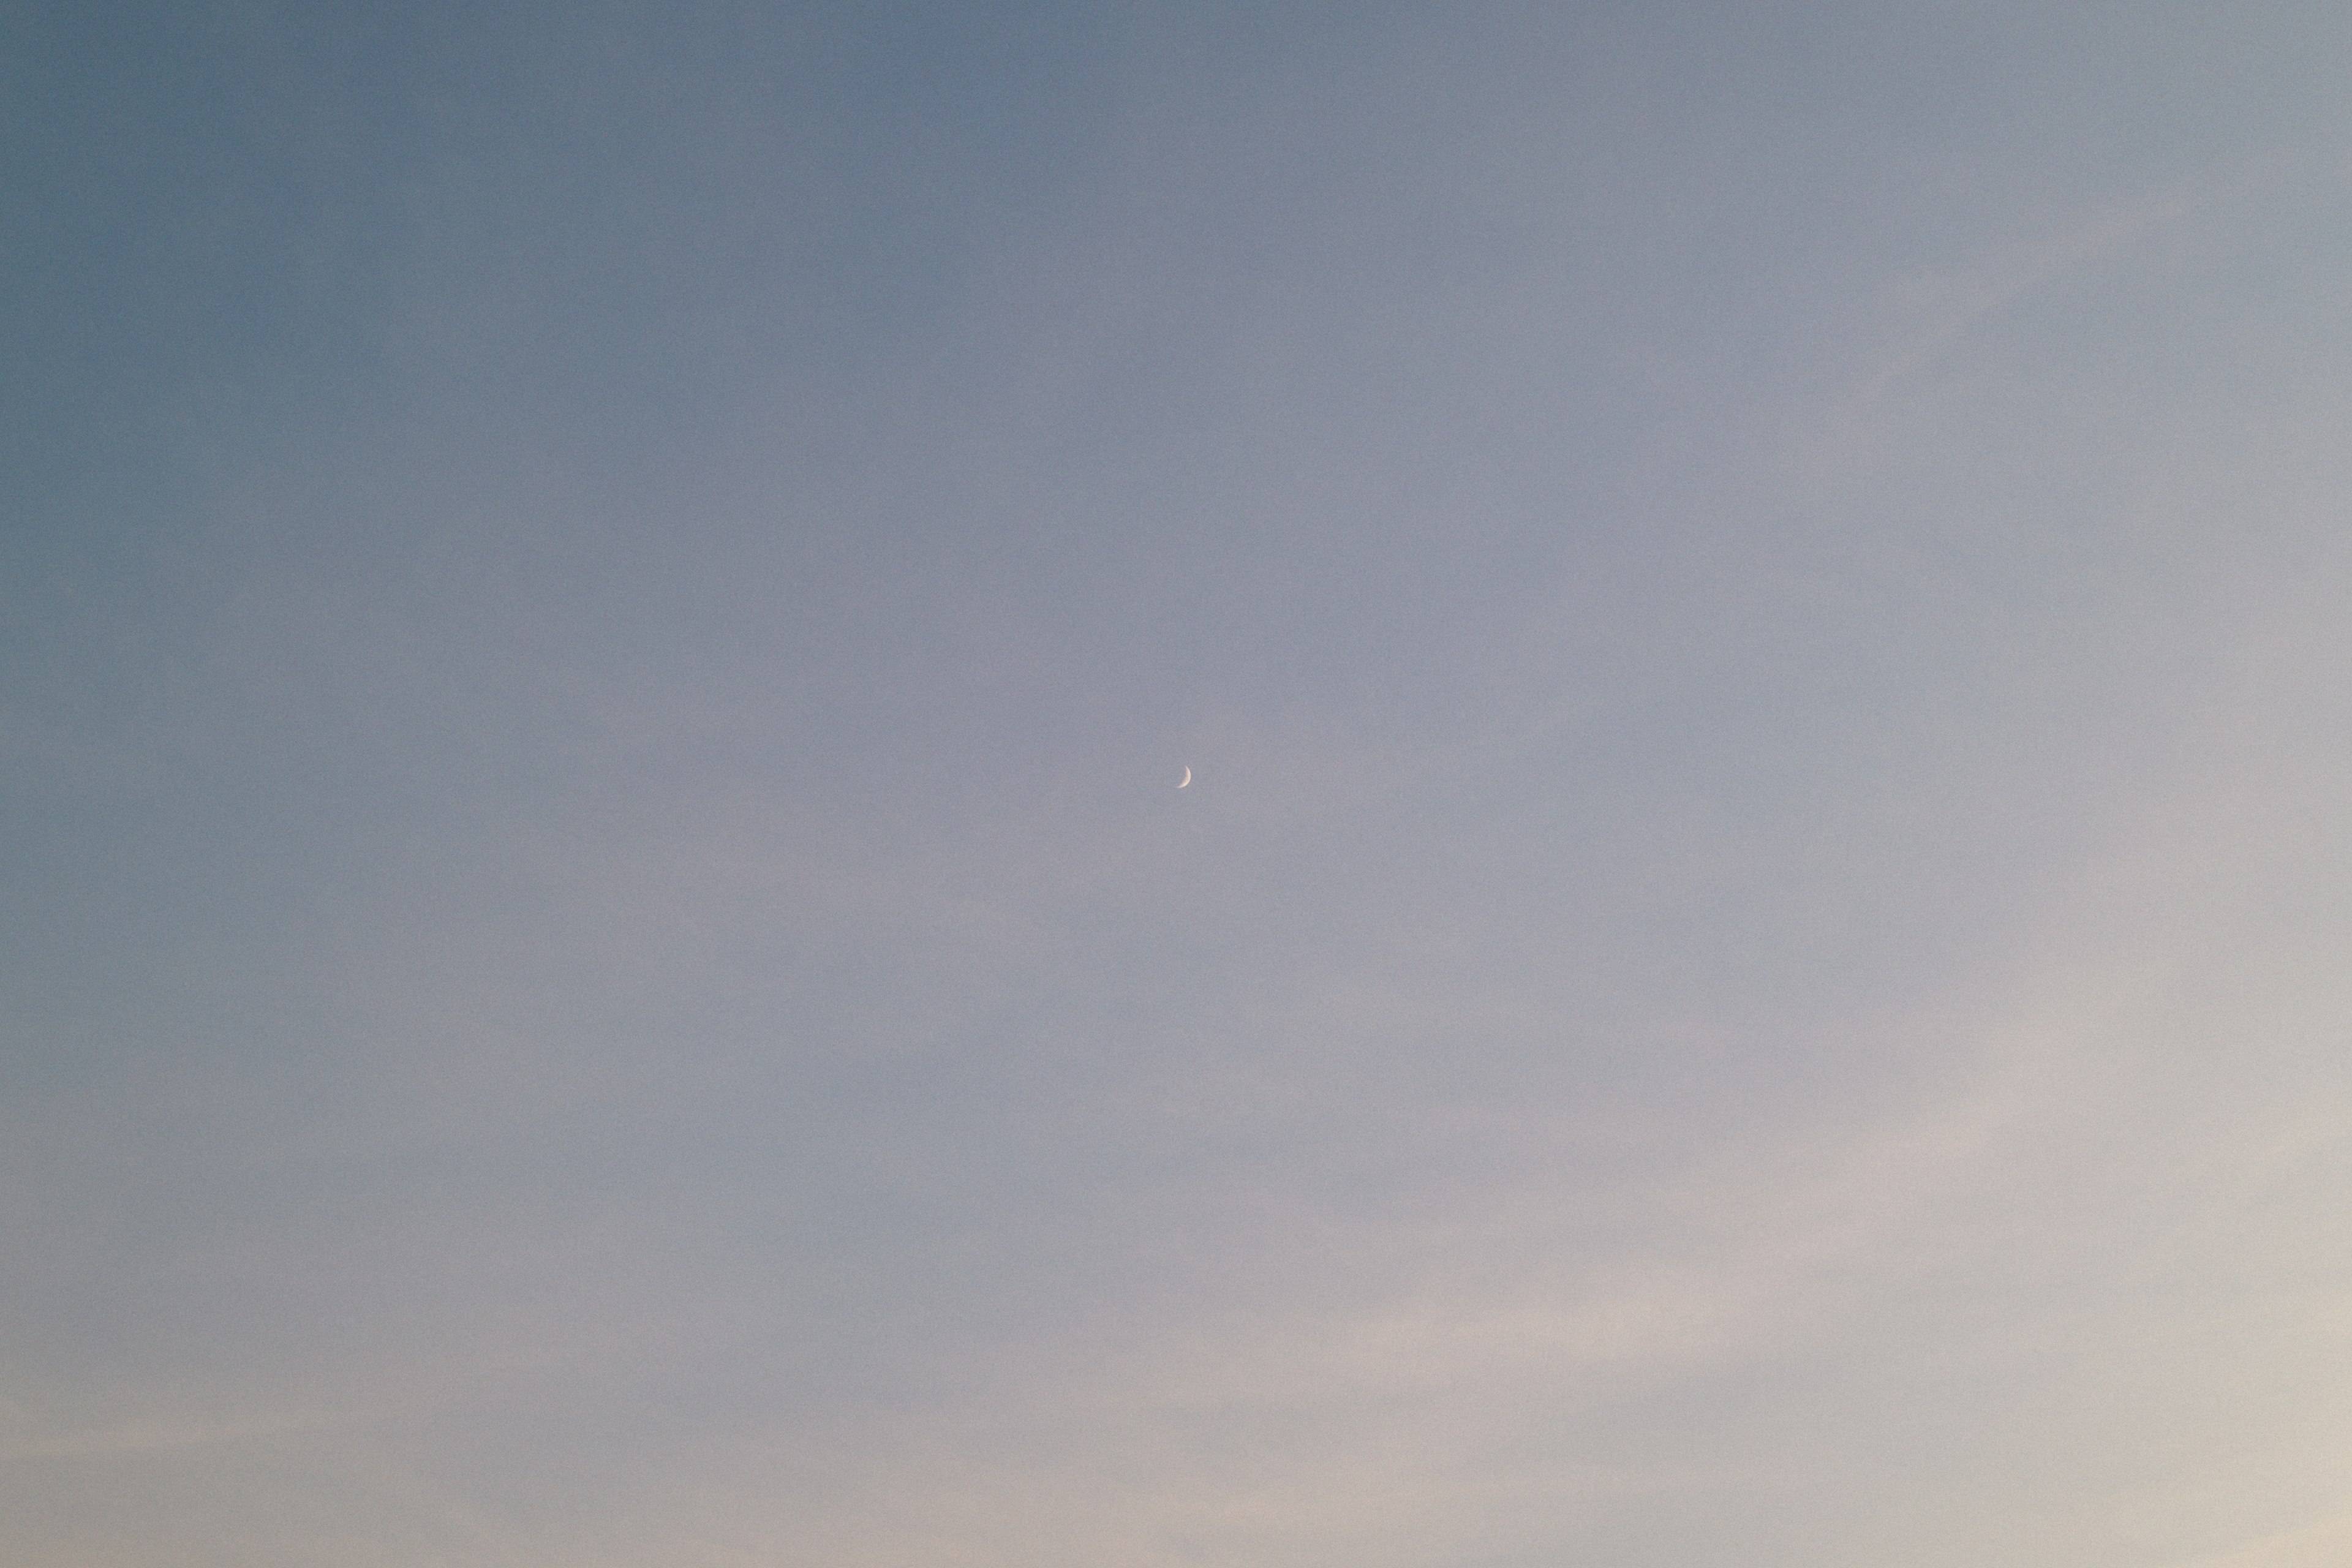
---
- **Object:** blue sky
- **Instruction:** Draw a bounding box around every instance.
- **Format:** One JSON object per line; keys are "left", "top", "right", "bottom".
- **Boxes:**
{"left": 7, "top": 4, "right": 2352, "bottom": 1564}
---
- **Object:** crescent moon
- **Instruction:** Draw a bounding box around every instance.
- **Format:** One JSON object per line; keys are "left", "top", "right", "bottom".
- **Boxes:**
{"left": 1178, "top": 767, "right": 1191, "bottom": 788}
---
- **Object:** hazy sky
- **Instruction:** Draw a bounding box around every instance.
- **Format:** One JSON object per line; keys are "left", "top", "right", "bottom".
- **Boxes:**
{"left": 7, "top": 4, "right": 2352, "bottom": 1564}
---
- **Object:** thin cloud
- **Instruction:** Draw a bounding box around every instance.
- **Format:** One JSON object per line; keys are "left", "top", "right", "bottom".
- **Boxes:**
{"left": 1855, "top": 191, "right": 2195, "bottom": 406}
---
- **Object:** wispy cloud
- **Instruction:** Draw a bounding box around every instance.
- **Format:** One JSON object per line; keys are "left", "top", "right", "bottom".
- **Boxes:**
{"left": 1855, "top": 192, "right": 2194, "bottom": 404}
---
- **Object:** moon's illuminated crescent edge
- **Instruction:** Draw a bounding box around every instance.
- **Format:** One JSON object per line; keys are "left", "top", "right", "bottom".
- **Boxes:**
{"left": 1178, "top": 767, "right": 1191, "bottom": 788}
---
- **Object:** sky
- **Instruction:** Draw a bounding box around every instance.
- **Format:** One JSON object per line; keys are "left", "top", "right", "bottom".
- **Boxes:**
{"left": 6, "top": 3, "right": 2352, "bottom": 1564}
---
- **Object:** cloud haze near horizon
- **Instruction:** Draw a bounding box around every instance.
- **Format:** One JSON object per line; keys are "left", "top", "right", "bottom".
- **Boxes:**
{"left": 7, "top": 4, "right": 2352, "bottom": 1564}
